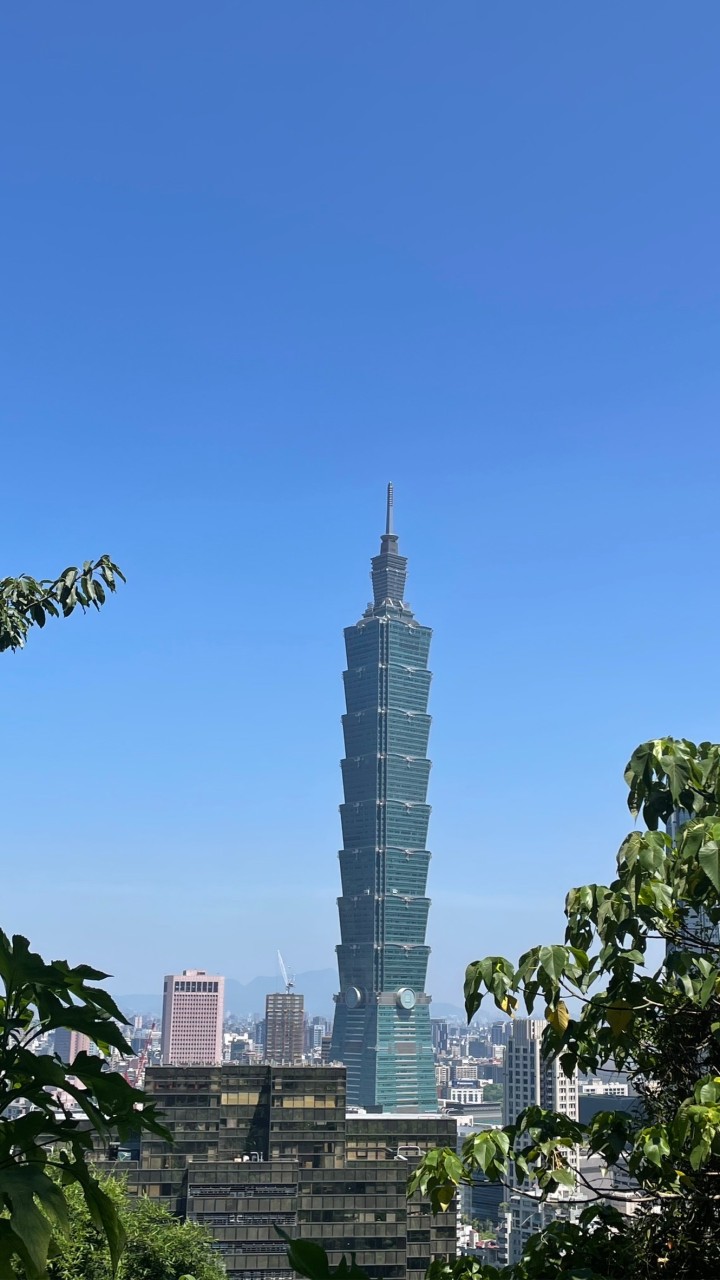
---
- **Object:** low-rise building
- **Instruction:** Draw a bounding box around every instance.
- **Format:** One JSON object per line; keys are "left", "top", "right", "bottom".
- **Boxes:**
{"left": 449, "top": 1086, "right": 484, "bottom": 1106}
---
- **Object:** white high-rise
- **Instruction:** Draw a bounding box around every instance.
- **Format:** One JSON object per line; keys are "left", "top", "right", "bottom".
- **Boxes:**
{"left": 498, "top": 1019, "right": 581, "bottom": 1267}
{"left": 504, "top": 1018, "right": 578, "bottom": 1126}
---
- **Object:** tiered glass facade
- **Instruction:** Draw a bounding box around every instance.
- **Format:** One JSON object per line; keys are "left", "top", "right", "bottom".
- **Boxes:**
{"left": 330, "top": 487, "right": 437, "bottom": 1111}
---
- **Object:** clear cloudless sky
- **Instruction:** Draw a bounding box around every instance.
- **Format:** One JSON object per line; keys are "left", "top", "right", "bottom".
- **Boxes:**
{"left": 2, "top": 3, "right": 719, "bottom": 1006}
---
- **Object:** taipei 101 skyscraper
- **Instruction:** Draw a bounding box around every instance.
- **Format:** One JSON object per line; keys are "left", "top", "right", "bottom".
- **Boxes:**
{"left": 330, "top": 486, "right": 437, "bottom": 1111}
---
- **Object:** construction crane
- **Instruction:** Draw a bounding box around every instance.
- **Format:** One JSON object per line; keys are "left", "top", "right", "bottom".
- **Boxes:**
{"left": 124, "top": 1020, "right": 156, "bottom": 1085}
{"left": 277, "top": 950, "right": 294, "bottom": 994}
{"left": 136, "top": 1020, "right": 156, "bottom": 1080}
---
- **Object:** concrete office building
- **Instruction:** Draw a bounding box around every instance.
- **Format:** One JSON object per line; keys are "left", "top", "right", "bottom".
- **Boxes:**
{"left": 161, "top": 969, "right": 224, "bottom": 1066}
{"left": 100, "top": 1063, "right": 456, "bottom": 1280}
{"left": 264, "top": 992, "right": 305, "bottom": 1064}
{"left": 331, "top": 486, "right": 436, "bottom": 1111}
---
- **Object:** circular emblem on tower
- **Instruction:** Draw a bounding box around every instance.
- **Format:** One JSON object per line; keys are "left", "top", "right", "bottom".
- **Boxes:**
{"left": 396, "top": 987, "right": 416, "bottom": 1010}
{"left": 345, "top": 986, "right": 363, "bottom": 1009}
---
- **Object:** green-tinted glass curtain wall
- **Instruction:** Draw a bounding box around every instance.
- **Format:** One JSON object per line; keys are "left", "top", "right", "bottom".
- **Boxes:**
{"left": 330, "top": 487, "right": 437, "bottom": 1111}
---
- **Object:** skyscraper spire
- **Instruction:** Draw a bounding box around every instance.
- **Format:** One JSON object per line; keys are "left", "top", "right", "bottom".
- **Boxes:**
{"left": 372, "top": 483, "right": 406, "bottom": 609}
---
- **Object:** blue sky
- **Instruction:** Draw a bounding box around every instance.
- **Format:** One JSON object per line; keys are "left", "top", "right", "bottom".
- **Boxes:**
{"left": 2, "top": 3, "right": 719, "bottom": 1006}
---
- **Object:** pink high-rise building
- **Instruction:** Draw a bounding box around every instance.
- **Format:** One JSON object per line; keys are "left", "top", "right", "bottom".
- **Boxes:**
{"left": 161, "top": 969, "right": 224, "bottom": 1066}
{"left": 54, "top": 1028, "right": 91, "bottom": 1064}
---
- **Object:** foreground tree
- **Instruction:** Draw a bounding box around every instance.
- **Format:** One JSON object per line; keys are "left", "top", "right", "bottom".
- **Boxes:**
{"left": 0, "top": 554, "right": 170, "bottom": 1279}
{"left": 31, "top": 1174, "right": 225, "bottom": 1280}
{"left": 411, "top": 737, "right": 720, "bottom": 1279}
{"left": 0, "top": 932, "right": 170, "bottom": 1279}
{"left": 285, "top": 738, "right": 720, "bottom": 1278}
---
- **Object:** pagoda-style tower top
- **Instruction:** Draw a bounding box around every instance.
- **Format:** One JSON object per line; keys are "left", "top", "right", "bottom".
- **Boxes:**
{"left": 370, "top": 482, "right": 410, "bottom": 614}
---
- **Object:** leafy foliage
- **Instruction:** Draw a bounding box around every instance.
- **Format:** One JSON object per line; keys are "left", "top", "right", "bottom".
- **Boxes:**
{"left": 0, "top": 932, "right": 169, "bottom": 1279}
{"left": 26, "top": 1174, "right": 225, "bottom": 1280}
{"left": 0, "top": 549, "right": 166, "bottom": 1278}
{"left": 408, "top": 738, "right": 720, "bottom": 1279}
{"left": 275, "top": 1228, "right": 369, "bottom": 1279}
{"left": 0, "top": 557, "right": 125, "bottom": 652}
{"left": 427, "top": 1204, "right": 633, "bottom": 1279}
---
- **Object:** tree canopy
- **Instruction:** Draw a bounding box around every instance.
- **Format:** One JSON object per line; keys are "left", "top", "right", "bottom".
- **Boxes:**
{"left": 34, "top": 1174, "right": 225, "bottom": 1280}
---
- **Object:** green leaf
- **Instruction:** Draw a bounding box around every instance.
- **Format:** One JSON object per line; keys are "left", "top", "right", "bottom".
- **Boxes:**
{"left": 659, "top": 751, "right": 693, "bottom": 805}
{"left": 639, "top": 1125, "right": 670, "bottom": 1169}
{"left": 69, "top": 1158, "right": 126, "bottom": 1274}
{"left": 275, "top": 1228, "right": 332, "bottom": 1280}
{"left": 697, "top": 1076, "right": 720, "bottom": 1106}
{"left": 699, "top": 841, "right": 720, "bottom": 893}
{"left": 431, "top": 1183, "right": 456, "bottom": 1213}
{"left": 0, "top": 1170, "right": 53, "bottom": 1278}
{"left": 538, "top": 945, "right": 568, "bottom": 984}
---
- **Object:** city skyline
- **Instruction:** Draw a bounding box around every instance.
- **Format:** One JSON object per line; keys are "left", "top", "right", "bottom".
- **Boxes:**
{"left": 3, "top": 5, "right": 720, "bottom": 1005}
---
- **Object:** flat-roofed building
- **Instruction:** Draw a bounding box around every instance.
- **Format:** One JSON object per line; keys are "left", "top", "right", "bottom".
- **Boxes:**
{"left": 161, "top": 969, "right": 224, "bottom": 1066}
{"left": 264, "top": 992, "right": 304, "bottom": 1064}
{"left": 100, "top": 1064, "right": 456, "bottom": 1280}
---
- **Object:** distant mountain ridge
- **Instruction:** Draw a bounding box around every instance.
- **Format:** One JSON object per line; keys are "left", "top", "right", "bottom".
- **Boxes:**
{"left": 116, "top": 968, "right": 467, "bottom": 1021}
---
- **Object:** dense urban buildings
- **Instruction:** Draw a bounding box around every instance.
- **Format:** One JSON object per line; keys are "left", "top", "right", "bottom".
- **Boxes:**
{"left": 497, "top": 1018, "right": 580, "bottom": 1267}
{"left": 331, "top": 486, "right": 436, "bottom": 1111}
{"left": 160, "top": 969, "right": 224, "bottom": 1066}
{"left": 101, "top": 1063, "right": 456, "bottom": 1280}
{"left": 264, "top": 991, "right": 305, "bottom": 1064}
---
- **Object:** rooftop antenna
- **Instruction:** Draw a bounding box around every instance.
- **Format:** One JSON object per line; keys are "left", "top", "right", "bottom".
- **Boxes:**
{"left": 386, "top": 481, "right": 394, "bottom": 536}
{"left": 277, "top": 950, "right": 294, "bottom": 994}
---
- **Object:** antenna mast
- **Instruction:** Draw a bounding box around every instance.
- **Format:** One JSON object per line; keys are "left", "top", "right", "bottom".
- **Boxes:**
{"left": 386, "top": 481, "right": 394, "bottom": 536}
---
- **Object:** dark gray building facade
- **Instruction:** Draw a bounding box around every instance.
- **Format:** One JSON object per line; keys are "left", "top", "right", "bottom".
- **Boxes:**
{"left": 105, "top": 1063, "right": 455, "bottom": 1280}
